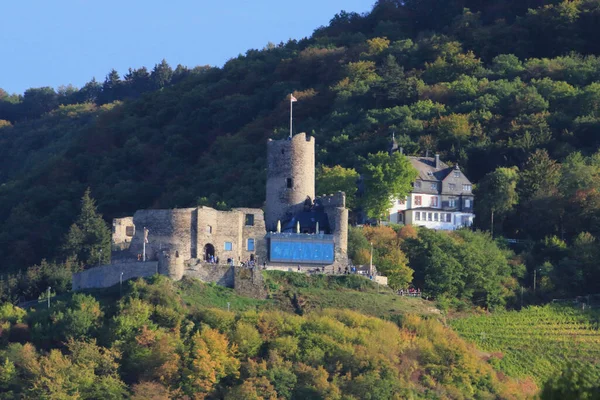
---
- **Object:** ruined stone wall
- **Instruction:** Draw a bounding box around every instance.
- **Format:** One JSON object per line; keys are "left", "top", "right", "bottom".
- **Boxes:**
{"left": 237, "top": 207, "right": 268, "bottom": 264}
{"left": 265, "top": 133, "right": 315, "bottom": 231}
{"left": 112, "top": 217, "right": 135, "bottom": 251}
{"left": 158, "top": 250, "right": 184, "bottom": 281}
{"left": 234, "top": 267, "right": 268, "bottom": 299}
{"left": 197, "top": 207, "right": 242, "bottom": 263}
{"left": 128, "top": 208, "right": 195, "bottom": 261}
{"left": 184, "top": 263, "right": 235, "bottom": 288}
{"left": 317, "top": 192, "right": 349, "bottom": 262}
{"left": 72, "top": 262, "right": 158, "bottom": 291}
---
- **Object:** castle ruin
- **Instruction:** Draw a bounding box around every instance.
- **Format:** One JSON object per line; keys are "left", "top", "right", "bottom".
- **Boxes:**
{"left": 73, "top": 132, "right": 348, "bottom": 292}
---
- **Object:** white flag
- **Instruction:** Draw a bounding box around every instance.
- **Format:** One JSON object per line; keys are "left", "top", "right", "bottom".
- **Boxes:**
{"left": 144, "top": 227, "right": 149, "bottom": 243}
{"left": 290, "top": 94, "right": 297, "bottom": 102}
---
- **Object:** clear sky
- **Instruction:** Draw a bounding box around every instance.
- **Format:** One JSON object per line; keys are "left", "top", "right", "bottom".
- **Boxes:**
{"left": 0, "top": 0, "right": 374, "bottom": 95}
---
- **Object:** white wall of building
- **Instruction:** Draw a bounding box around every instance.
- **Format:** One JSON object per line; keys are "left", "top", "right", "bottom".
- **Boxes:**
{"left": 389, "top": 193, "right": 443, "bottom": 223}
{"left": 404, "top": 210, "right": 475, "bottom": 231}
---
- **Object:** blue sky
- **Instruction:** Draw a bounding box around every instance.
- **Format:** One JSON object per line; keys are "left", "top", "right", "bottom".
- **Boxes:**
{"left": 0, "top": 0, "right": 374, "bottom": 95}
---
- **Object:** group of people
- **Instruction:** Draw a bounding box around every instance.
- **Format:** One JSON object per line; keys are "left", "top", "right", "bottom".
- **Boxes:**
{"left": 398, "top": 288, "right": 421, "bottom": 297}
{"left": 337, "top": 266, "right": 358, "bottom": 275}
{"left": 207, "top": 255, "right": 219, "bottom": 264}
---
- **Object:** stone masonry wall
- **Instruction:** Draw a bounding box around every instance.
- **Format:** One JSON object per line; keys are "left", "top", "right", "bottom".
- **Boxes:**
{"left": 265, "top": 133, "right": 315, "bottom": 231}
{"left": 238, "top": 207, "right": 268, "bottom": 264}
{"left": 112, "top": 217, "right": 135, "bottom": 251}
{"left": 128, "top": 208, "right": 196, "bottom": 261}
{"left": 72, "top": 262, "right": 158, "bottom": 291}
{"left": 234, "top": 267, "right": 268, "bottom": 299}
{"left": 184, "top": 263, "right": 235, "bottom": 288}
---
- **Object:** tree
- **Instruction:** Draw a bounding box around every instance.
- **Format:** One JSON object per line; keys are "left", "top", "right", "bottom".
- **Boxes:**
{"left": 519, "top": 149, "right": 560, "bottom": 197}
{"left": 151, "top": 59, "right": 173, "bottom": 90}
{"left": 475, "top": 167, "right": 519, "bottom": 236}
{"left": 100, "top": 69, "right": 122, "bottom": 103}
{"left": 541, "top": 362, "right": 600, "bottom": 400}
{"left": 360, "top": 152, "right": 418, "bottom": 220}
{"left": 62, "top": 189, "right": 111, "bottom": 267}
{"left": 316, "top": 165, "right": 359, "bottom": 209}
{"left": 22, "top": 87, "right": 58, "bottom": 118}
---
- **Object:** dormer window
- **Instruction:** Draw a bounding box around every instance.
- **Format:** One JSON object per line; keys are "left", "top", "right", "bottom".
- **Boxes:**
{"left": 454, "top": 171, "right": 460, "bottom": 178}
{"left": 427, "top": 171, "right": 434, "bottom": 176}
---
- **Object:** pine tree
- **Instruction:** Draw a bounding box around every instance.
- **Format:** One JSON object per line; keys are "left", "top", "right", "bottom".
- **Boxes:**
{"left": 63, "top": 189, "right": 111, "bottom": 268}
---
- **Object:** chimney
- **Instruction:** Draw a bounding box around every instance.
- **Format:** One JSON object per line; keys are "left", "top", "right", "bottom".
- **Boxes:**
{"left": 435, "top": 154, "right": 440, "bottom": 169}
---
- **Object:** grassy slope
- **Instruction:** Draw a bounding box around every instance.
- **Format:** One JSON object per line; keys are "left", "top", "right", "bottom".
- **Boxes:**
{"left": 263, "top": 271, "right": 438, "bottom": 318}
{"left": 450, "top": 304, "right": 600, "bottom": 384}
{"left": 170, "top": 272, "right": 438, "bottom": 319}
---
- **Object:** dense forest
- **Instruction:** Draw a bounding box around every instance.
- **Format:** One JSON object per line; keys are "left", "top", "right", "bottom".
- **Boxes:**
{"left": 3, "top": 0, "right": 600, "bottom": 301}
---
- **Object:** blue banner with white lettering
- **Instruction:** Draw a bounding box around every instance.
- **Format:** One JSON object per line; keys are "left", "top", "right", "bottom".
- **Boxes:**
{"left": 270, "top": 239, "right": 334, "bottom": 264}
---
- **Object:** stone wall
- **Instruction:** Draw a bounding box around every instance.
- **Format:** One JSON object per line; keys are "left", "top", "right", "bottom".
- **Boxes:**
{"left": 128, "top": 208, "right": 196, "bottom": 261}
{"left": 112, "top": 217, "right": 135, "bottom": 251}
{"left": 234, "top": 268, "right": 268, "bottom": 299}
{"left": 184, "top": 262, "right": 235, "bottom": 288}
{"left": 72, "top": 262, "right": 158, "bottom": 291}
{"left": 317, "top": 192, "right": 349, "bottom": 262}
{"left": 265, "top": 132, "right": 315, "bottom": 231}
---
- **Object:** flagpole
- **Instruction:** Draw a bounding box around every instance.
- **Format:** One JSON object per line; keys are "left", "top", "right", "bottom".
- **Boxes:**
{"left": 289, "top": 94, "right": 293, "bottom": 139}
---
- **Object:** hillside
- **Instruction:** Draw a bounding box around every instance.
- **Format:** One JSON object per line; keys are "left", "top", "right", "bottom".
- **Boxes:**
{"left": 0, "top": 273, "right": 538, "bottom": 399}
{"left": 3, "top": 1, "right": 600, "bottom": 280}
{"left": 451, "top": 304, "right": 600, "bottom": 385}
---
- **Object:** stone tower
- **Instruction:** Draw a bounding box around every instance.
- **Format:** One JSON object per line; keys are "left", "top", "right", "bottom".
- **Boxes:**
{"left": 265, "top": 132, "right": 315, "bottom": 231}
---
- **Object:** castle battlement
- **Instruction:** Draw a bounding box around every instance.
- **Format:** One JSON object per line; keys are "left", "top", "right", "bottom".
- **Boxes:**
{"left": 316, "top": 192, "right": 346, "bottom": 208}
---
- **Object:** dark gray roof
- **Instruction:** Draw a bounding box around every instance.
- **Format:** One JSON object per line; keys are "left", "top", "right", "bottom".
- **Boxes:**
{"left": 408, "top": 156, "right": 473, "bottom": 195}
{"left": 408, "top": 156, "right": 451, "bottom": 182}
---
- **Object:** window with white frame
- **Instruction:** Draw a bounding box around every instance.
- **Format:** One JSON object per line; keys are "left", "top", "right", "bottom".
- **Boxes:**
{"left": 431, "top": 197, "right": 438, "bottom": 207}
{"left": 454, "top": 171, "right": 460, "bottom": 178}
{"left": 247, "top": 238, "right": 255, "bottom": 251}
{"left": 448, "top": 183, "right": 456, "bottom": 191}
{"left": 446, "top": 213, "right": 452, "bottom": 222}
{"left": 465, "top": 199, "right": 471, "bottom": 208}
{"left": 430, "top": 183, "right": 437, "bottom": 190}
{"left": 449, "top": 198, "right": 456, "bottom": 207}
{"left": 415, "top": 211, "right": 420, "bottom": 221}
{"left": 434, "top": 213, "right": 439, "bottom": 221}
{"left": 428, "top": 212, "right": 432, "bottom": 221}
{"left": 414, "top": 181, "right": 421, "bottom": 189}
{"left": 463, "top": 184, "right": 472, "bottom": 192}
{"left": 415, "top": 196, "right": 422, "bottom": 206}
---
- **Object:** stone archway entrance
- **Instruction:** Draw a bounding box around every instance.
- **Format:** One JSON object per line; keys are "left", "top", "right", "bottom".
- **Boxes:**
{"left": 204, "top": 243, "right": 215, "bottom": 262}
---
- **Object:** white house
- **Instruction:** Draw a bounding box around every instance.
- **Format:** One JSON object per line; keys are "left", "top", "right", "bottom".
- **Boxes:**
{"left": 387, "top": 152, "right": 475, "bottom": 230}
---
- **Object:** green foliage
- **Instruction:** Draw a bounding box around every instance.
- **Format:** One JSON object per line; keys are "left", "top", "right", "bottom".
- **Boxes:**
{"left": 315, "top": 165, "right": 359, "bottom": 209}
{"left": 402, "top": 228, "right": 521, "bottom": 309}
{"left": 475, "top": 167, "right": 519, "bottom": 234}
{"left": 62, "top": 189, "right": 111, "bottom": 268}
{"left": 541, "top": 362, "right": 600, "bottom": 400}
{"left": 452, "top": 305, "right": 600, "bottom": 386}
{"left": 360, "top": 152, "right": 418, "bottom": 220}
